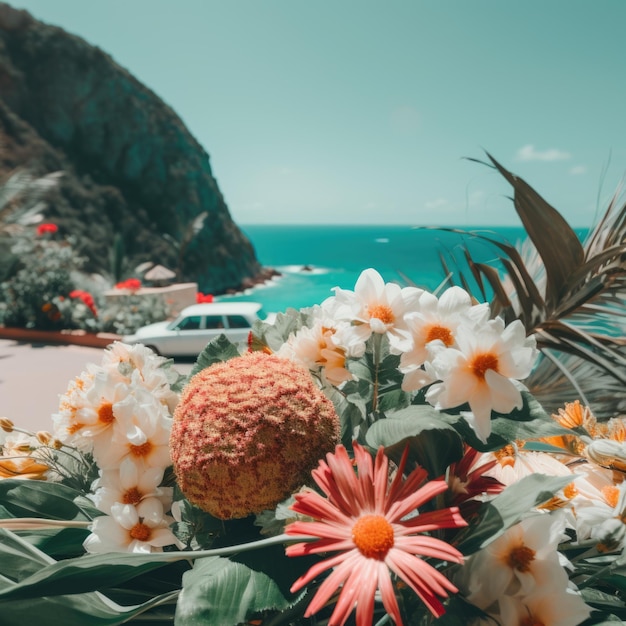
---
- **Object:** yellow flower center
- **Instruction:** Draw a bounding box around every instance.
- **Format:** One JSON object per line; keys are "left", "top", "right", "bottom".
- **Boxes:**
{"left": 470, "top": 352, "right": 499, "bottom": 380}
{"left": 352, "top": 514, "right": 395, "bottom": 560}
{"left": 97, "top": 402, "right": 115, "bottom": 425}
{"left": 602, "top": 485, "right": 620, "bottom": 509}
{"left": 367, "top": 304, "right": 395, "bottom": 325}
{"left": 129, "top": 522, "right": 152, "bottom": 542}
{"left": 122, "top": 487, "right": 143, "bottom": 505}
{"left": 506, "top": 544, "right": 536, "bottom": 572}
{"left": 563, "top": 482, "right": 578, "bottom": 499}
{"left": 494, "top": 443, "right": 516, "bottom": 467}
{"left": 425, "top": 324, "right": 454, "bottom": 346}
{"left": 67, "top": 422, "right": 85, "bottom": 435}
{"left": 130, "top": 442, "right": 153, "bottom": 458}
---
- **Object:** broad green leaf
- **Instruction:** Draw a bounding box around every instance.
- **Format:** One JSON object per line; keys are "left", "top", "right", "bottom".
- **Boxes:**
{"left": 0, "top": 480, "right": 92, "bottom": 521}
{"left": 189, "top": 334, "right": 241, "bottom": 377}
{"left": 0, "top": 536, "right": 186, "bottom": 600}
{"left": 324, "top": 384, "right": 367, "bottom": 448}
{"left": 0, "top": 528, "right": 179, "bottom": 624}
{"left": 365, "top": 405, "right": 464, "bottom": 477}
{"left": 252, "top": 308, "right": 305, "bottom": 352}
{"left": 456, "top": 474, "right": 573, "bottom": 555}
{"left": 175, "top": 556, "right": 294, "bottom": 626}
{"left": 0, "top": 527, "right": 55, "bottom": 582}
{"left": 438, "top": 391, "right": 573, "bottom": 452}
{"left": 0, "top": 586, "right": 178, "bottom": 626}
{"left": 581, "top": 587, "right": 626, "bottom": 617}
{"left": 600, "top": 574, "right": 626, "bottom": 595}
{"left": 15, "top": 527, "right": 90, "bottom": 559}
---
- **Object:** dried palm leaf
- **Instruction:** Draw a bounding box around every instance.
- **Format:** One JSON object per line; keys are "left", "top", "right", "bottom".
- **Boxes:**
{"left": 420, "top": 154, "right": 626, "bottom": 417}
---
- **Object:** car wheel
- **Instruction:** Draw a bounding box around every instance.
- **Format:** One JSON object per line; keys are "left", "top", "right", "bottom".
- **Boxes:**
{"left": 145, "top": 345, "right": 161, "bottom": 356}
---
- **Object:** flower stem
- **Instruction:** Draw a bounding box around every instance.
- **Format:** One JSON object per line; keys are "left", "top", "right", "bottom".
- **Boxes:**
{"left": 371, "top": 333, "right": 382, "bottom": 412}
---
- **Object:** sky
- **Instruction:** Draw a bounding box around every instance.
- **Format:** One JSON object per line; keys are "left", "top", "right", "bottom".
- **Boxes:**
{"left": 7, "top": 0, "right": 626, "bottom": 227}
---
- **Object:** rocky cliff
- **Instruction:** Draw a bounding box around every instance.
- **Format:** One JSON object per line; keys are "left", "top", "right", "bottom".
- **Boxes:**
{"left": 0, "top": 2, "right": 263, "bottom": 293}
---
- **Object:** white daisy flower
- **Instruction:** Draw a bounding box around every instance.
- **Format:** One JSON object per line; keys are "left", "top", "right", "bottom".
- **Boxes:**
{"left": 425, "top": 317, "right": 537, "bottom": 442}
{"left": 499, "top": 588, "right": 591, "bottom": 626}
{"left": 90, "top": 457, "right": 172, "bottom": 515}
{"left": 462, "top": 512, "right": 570, "bottom": 610}
{"left": 323, "top": 268, "right": 423, "bottom": 352}
{"left": 399, "top": 286, "right": 489, "bottom": 391}
{"left": 83, "top": 497, "right": 182, "bottom": 553}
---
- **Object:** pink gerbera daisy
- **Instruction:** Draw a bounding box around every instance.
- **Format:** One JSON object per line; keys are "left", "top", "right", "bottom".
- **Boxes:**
{"left": 285, "top": 442, "right": 467, "bottom": 625}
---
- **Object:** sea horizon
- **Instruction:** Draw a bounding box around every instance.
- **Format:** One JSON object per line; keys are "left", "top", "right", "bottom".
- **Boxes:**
{"left": 216, "top": 223, "right": 589, "bottom": 315}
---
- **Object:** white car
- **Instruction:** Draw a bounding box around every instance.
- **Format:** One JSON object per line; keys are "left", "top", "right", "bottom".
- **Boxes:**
{"left": 123, "top": 302, "right": 273, "bottom": 357}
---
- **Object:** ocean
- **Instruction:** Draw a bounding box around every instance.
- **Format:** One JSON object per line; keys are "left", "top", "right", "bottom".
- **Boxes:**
{"left": 217, "top": 224, "right": 542, "bottom": 315}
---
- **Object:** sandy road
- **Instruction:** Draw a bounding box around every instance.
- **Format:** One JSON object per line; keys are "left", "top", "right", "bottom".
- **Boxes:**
{"left": 0, "top": 339, "right": 192, "bottom": 433}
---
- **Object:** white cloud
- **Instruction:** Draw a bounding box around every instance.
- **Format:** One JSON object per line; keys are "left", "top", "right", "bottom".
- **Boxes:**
{"left": 424, "top": 197, "right": 448, "bottom": 210}
{"left": 570, "top": 165, "right": 587, "bottom": 175}
{"left": 515, "top": 144, "right": 571, "bottom": 162}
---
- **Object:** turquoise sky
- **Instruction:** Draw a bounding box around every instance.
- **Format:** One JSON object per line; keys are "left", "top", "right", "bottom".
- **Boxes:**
{"left": 9, "top": 0, "right": 626, "bottom": 227}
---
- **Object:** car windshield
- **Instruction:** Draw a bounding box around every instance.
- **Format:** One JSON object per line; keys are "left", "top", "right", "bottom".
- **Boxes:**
{"left": 172, "top": 315, "right": 202, "bottom": 331}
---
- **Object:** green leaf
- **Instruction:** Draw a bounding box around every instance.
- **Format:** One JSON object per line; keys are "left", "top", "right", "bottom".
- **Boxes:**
{"left": 365, "top": 405, "right": 464, "bottom": 477}
{"left": 0, "top": 527, "right": 55, "bottom": 582}
{"left": 0, "top": 480, "right": 92, "bottom": 521}
{"left": 175, "top": 556, "right": 294, "bottom": 626}
{"left": 15, "top": 527, "right": 91, "bottom": 559}
{"left": 0, "top": 583, "right": 178, "bottom": 626}
{"left": 324, "top": 384, "right": 368, "bottom": 448}
{"left": 438, "top": 391, "right": 573, "bottom": 452}
{"left": 190, "top": 334, "right": 240, "bottom": 377}
{"left": 0, "top": 532, "right": 185, "bottom": 600}
{"left": 456, "top": 474, "right": 573, "bottom": 555}
{"left": 0, "top": 528, "right": 181, "bottom": 625}
{"left": 252, "top": 308, "right": 305, "bottom": 352}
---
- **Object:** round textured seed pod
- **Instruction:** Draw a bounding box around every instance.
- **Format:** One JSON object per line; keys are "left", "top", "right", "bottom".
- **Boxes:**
{"left": 170, "top": 352, "right": 340, "bottom": 519}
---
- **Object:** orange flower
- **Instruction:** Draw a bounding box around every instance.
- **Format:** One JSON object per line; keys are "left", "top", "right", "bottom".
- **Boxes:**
{"left": 0, "top": 457, "right": 49, "bottom": 480}
{"left": 286, "top": 442, "right": 467, "bottom": 624}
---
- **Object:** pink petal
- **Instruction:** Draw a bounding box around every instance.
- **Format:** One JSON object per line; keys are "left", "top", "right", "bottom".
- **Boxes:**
{"left": 286, "top": 519, "right": 351, "bottom": 541}
{"left": 399, "top": 507, "right": 467, "bottom": 533}
{"left": 377, "top": 561, "right": 403, "bottom": 626}
{"left": 386, "top": 550, "right": 451, "bottom": 617}
{"left": 290, "top": 550, "right": 353, "bottom": 592}
{"left": 290, "top": 491, "right": 353, "bottom": 526}
{"left": 302, "top": 553, "right": 359, "bottom": 616}
{"left": 394, "top": 535, "right": 464, "bottom": 563}
{"left": 286, "top": 536, "right": 355, "bottom": 556}
{"left": 387, "top": 479, "right": 448, "bottom": 521}
{"left": 354, "top": 560, "right": 378, "bottom": 626}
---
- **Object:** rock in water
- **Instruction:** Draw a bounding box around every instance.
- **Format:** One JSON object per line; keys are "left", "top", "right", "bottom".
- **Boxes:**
{"left": 0, "top": 2, "right": 262, "bottom": 293}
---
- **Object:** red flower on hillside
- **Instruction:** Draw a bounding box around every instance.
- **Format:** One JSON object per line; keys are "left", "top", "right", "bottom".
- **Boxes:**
{"left": 115, "top": 278, "right": 142, "bottom": 292}
{"left": 36, "top": 223, "right": 58, "bottom": 236}
{"left": 69, "top": 290, "right": 98, "bottom": 317}
{"left": 196, "top": 292, "right": 214, "bottom": 303}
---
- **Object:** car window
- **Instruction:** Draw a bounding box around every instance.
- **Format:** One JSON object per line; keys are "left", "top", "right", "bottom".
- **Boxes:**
{"left": 175, "top": 315, "right": 202, "bottom": 331}
{"left": 204, "top": 315, "right": 225, "bottom": 329}
{"left": 227, "top": 315, "right": 252, "bottom": 329}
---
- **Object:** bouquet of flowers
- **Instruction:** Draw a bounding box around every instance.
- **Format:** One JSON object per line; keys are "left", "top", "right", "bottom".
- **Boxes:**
{"left": 1, "top": 261, "right": 626, "bottom": 626}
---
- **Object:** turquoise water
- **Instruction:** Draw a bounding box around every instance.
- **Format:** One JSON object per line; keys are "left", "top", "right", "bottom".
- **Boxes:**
{"left": 217, "top": 224, "right": 539, "bottom": 314}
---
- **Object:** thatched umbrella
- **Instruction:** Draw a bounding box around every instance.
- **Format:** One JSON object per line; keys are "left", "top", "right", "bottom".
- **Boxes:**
{"left": 144, "top": 264, "right": 176, "bottom": 286}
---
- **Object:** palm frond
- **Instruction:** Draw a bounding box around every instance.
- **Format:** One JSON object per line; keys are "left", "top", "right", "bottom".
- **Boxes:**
{"left": 527, "top": 349, "right": 626, "bottom": 419}
{"left": 423, "top": 156, "right": 626, "bottom": 418}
